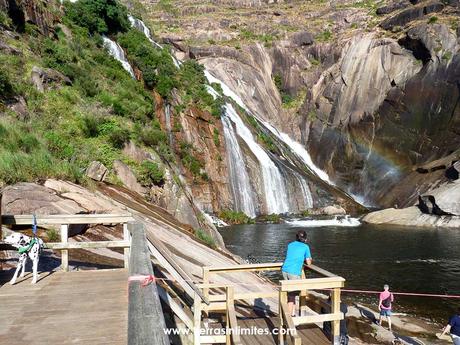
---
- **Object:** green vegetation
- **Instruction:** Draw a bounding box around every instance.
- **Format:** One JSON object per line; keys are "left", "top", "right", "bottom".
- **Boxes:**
{"left": 178, "top": 60, "right": 224, "bottom": 117}
{"left": 300, "top": 209, "right": 310, "bottom": 217}
{"left": 316, "top": 29, "right": 333, "bottom": 42}
{"left": 259, "top": 213, "right": 281, "bottom": 223}
{"left": 0, "top": 68, "right": 16, "bottom": 102}
{"left": 46, "top": 228, "right": 60, "bottom": 242}
{"left": 213, "top": 128, "right": 220, "bottom": 147}
{"left": 0, "top": 119, "right": 80, "bottom": 184}
{"left": 65, "top": 0, "right": 130, "bottom": 35}
{"left": 117, "top": 29, "right": 177, "bottom": 98}
{"left": 428, "top": 16, "right": 438, "bottom": 24}
{"left": 137, "top": 161, "right": 165, "bottom": 186}
{"left": 195, "top": 228, "right": 216, "bottom": 248}
{"left": 218, "top": 210, "right": 254, "bottom": 224}
{"left": 178, "top": 141, "right": 207, "bottom": 179}
{"left": 239, "top": 28, "right": 277, "bottom": 47}
{"left": 442, "top": 51, "right": 453, "bottom": 61}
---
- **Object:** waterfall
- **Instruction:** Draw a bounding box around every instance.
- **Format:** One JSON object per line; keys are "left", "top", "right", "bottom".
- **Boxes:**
{"left": 102, "top": 36, "right": 135, "bottom": 78}
{"left": 128, "top": 15, "right": 163, "bottom": 49}
{"left": 221, "top": 114, "right": 257, "bottom": 218}
{"left": 259, "top": 121, "right": 332, "bottom": 184}
{"left": 293, "top": 171, "right": 313, "bottom": 209}
{"left": 128, "top": 16, "right": 181, "bottom": 68}
{"left": 164, "top": 104, "right": 174, "bottom": 146}
{"left": 224, "top": 104, "right": 290, "bottom": 214}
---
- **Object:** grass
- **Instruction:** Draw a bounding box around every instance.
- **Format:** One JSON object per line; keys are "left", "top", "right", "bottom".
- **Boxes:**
{"left": 46, "top": 228, "right": 60, "bottom": 242}
{"left": 218, "top": 210, "right": 253, "bottom": 224}
{"left": 0, "top": 0, "right": 220, "bottom": 188}
{"left": 195, "top": 228, "right": 216, "bottom": 248}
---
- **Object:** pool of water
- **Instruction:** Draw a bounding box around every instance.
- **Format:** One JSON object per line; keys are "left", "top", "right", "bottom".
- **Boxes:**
{"left": 219, "top": 222, "right": 460, "bottom": 323}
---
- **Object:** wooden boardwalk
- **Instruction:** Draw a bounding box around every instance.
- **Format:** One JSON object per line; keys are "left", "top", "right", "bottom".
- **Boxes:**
{"left": 0, "top": 269, "right": 128, "bottom": 345}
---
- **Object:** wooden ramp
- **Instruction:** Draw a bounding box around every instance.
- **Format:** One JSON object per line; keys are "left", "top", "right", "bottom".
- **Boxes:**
{"left": 0, "top": 269, "right": 128, "bottom": 345}
{"left": 235, "top": 318, "right": 329, "bottom": 345}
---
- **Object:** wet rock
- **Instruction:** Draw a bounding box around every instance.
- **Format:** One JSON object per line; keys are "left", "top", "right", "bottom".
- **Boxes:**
{"left": 320, "top": 205, "right": 346, "bottom": 215}
{"left": 380, "top": 2, "right": 444, "bottom": 31}
{"left": 445, "top": 161, "right": 460, "bottom": 180}
{"left": 85, "top": 161, "right": 108, "bottom": 182}
{"left": 112, "top": 160, "right": 147, "bottom": 196}
{"left": 291, "top": 31, "right": 314, "bottom": 47}
{"left": 30, "top": 66, "right": 71, "bottom": 92}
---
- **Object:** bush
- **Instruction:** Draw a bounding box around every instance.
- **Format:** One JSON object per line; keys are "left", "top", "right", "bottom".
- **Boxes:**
{"left": 260, "top": 213, "right": 281, "bottom": 223}
{"left": 428, "top": 16, "right": 438, "bottom": 24}
{"left": 108, "top": 127, "right": 130, "bottom": 149}
{"left": 65, "top": 0, "right": 130, "bottom": 35}
{"left": 0, "top": 68, "right": 16, "bottom": 102}
{"left": 46, "top": 228, "right": 60, "bottom": 242}
{"left": 195, "top": 228, "right": 216, "bottom": 248}
{"left": 44, "top": 131, "right": 76, "bottom": 160}
{"left": 218, "top": 210, "right": 253, "bottom": 225}
{"left": 117, "top": 29, "right": 177, "bottom": 97}
{"left": 178, "top": 141, "right": 205, "bottom": 178}
{"left": 137, "top": 161, "right": 165, "bottom": 186}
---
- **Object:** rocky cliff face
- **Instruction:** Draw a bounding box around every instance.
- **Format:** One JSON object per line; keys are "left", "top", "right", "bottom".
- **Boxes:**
{"left": 140, "top": 0, "right": 460, "bottom": 209}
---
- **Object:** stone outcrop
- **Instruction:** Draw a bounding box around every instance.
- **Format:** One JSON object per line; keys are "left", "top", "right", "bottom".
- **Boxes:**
{"left": 112, "top": 160, "right": 147, "bottom": 195}
{"left": 30, "top": 66, "right": 72, "bottom": 92}
{"left": 0, "top": 0, "right": 60, "bottom": 36}
{"left": 380, "top": 1, "right": 444, "bottom": 31}
{"left": 363, "top": 180, "right": 460, "bottom": 227}
{"left": 85, "top": 161, "right": 108, "bottom": 182}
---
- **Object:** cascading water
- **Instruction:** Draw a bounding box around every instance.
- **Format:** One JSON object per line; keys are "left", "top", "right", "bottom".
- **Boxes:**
{"left": 224, "top": 104, "right": 290, "bottom": 215}
{"left": 127, "top": 15, "right": 315, "bottom": 214}
{"left": 128, "top": 16, "right": 181, "bottom": 68}
{"left": 128, "top": 15, "right": 163, "bottom": 49}
{"left": 102, "top": 36, "right": 135, "bottom": 78}
{"left": 221, "top": 114, "right": 257, "bottom": 218}
{"left": 164, "top": 104, "right": 174, "bottom": 146}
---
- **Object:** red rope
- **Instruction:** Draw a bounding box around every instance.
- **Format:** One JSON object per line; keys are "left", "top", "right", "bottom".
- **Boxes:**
{"left": 338, "top": 288, "right": 460, "bottom": 299}
{"left": 128, "top": 274, "right": 156, "bottom": 287}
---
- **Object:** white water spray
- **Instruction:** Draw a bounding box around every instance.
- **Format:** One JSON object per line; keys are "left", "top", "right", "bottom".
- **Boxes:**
{"left": 102, "top": 36, "right": 135, "bottom": 78}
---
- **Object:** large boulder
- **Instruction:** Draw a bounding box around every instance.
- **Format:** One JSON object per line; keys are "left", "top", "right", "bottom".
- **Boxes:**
{"left": 1, "top": 182, "right": 85, "bottom": 215}
{"left": 380, "top": 2, "right": 444, "bottom": 31}
{"left": 30, "top": 66, "right": 71, "bottom": 92}
{"left": 85, "top": 161, "right": 108, "bottom": 182}
{"left": 291, "top": 31, "right": 314, "bottom": 47}
{"left": 112, "top": 160, "right": 147, "bottom": 195}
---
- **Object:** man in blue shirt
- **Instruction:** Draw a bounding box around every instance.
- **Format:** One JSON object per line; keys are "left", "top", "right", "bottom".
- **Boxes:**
{"left": 281, "top": 230, "right": 312, "bottom": 316}
{"left": 440, "top": 308, "right": 460, "bottom": 344}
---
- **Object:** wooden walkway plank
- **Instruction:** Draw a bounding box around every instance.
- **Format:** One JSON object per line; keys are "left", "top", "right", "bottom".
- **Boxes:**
{"left": 0, "top": 269, "right": 128, "bottom": 345}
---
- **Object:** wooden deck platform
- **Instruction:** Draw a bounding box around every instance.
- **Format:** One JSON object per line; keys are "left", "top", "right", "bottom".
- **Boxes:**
{"left": 0, "top": 269, "right": 128, "bottom": 345}
{"left": 235, "top": 318, "right": 329, "bottom": 345}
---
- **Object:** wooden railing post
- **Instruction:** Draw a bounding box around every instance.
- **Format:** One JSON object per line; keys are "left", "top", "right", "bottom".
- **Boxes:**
{"left": 60, "top": 224, "right": 69, "bottom": 272}
{"left": 300, "top": 269, "right": 307, "bottom": 316}
{"left": 279, "top": 290, "right": 287, "bottom": 345}
{"left": 331, "top": 288, "right": 341, "bottom": 345}
{"left": 193, "top": 292, "right": 202, "bottom": 345}
{"left": 123, "top": 223, "right": 130, "bottom": 269}
{"left": 202, "top": 267, "right": 210, "bottom": 301}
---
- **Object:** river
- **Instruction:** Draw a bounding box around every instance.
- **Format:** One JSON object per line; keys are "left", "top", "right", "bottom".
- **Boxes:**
{"left": 219, "top": 221, "right": 460, "bottom": 324}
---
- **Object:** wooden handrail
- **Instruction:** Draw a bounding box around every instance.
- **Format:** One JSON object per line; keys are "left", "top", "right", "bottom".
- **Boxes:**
{"left": 147, "top": 233, "right": 209, "bottom": 304}
{"left": 1, "top": 213, "right": 134, "bottom": 225}
{"left": 128, "top": 222, "right": 168, "bottom": 345}
{"left": 280, "top": 277, "right": 345, "bottom": 291}
{"left": 46, "top": 240, "right": 130, "bottom": 250}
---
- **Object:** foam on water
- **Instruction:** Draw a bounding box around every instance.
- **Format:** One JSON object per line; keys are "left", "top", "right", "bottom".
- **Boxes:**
{"left": 286, "top": 215, "right": 361, "bottom": 227}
